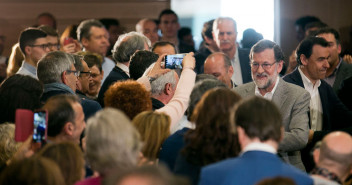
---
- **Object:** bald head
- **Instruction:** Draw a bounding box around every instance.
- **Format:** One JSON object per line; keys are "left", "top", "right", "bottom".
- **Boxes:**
{"left": 204, "top": 52, "right": 233, "bottom": 88}
{"left": 315, "top": 132, "right": 352, "bottom": 181}
{"left": 136, "top": 18, "right": 159, "bottom": 45}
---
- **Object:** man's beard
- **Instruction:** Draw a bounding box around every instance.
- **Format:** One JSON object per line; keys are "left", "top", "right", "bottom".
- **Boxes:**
{"left": 252, "top": 71, "right": 277, "bottom": 90}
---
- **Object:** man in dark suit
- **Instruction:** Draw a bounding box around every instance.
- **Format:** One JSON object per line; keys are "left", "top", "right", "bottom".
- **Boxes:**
{"left": 199, "top": 96, "right": 313, "bottom": 185}
{"left": 314, "top": 27, "right": 352, "bottom": 93}
{"left": 97, "top": 32, "right": 151, "bottom": 107}
{"left": 283, "top": 36, "right": 352, "bottom": 171}
{"left": 212, "top": 17, "right": 251, "bottom": 86}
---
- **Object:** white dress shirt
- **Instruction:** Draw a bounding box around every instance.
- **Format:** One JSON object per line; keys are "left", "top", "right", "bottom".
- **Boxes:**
{"left": 231, "top": 47, "right": 243, "bottom": 86}
{"left": 298, "top": 68, "right": 323, "bottom": 131}
{"left": 255, "top": 76, "right": 280, "bottom": 100}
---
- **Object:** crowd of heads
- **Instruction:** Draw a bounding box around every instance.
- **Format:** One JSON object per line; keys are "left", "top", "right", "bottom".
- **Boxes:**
{"left": 0, "top": 9, "right": 352, "bottom": 185}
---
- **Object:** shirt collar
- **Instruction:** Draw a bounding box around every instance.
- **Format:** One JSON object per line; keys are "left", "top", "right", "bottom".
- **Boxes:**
{"left": 298, "top": 67, "right": 321, "bottom": 89}
{"left": 254, "top": 76, "right": 280, "bottom": 100}
{"left": 116, "top": 62, "right": 130, "bottom": 76}
{"left": 23, "top": 60, "right": 37, "bottom": 76}
{"left": 242, "top": 142, "right": 277, "bottom": 154}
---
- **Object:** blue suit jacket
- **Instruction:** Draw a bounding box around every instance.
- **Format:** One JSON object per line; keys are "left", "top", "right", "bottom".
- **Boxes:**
{"left": 283, "top": 69, "right": 352, "bottom": 143}
{"left": 199, "top": 151, "right": 313, "bottom": 185}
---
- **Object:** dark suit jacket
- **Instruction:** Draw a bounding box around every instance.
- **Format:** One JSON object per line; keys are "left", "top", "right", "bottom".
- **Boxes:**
{"left": 238, "top": 48, "right": 252, "bottom": 84}
{"left": 97, "top": 65, "right": 129, "bottom": 107}
{"left": 159, "top": 127, "right": 189, "bottom": 170}
{"left": 41, "top": 88, "right": 102, "bottom": 121}
{"left": 332, "top": 60, "right": 352, "bottom": 93}
{"left": 199, "top": 151, "right": 313, "bottom": 185}
{"left": 283, "top": 69, "right": 352, "bottom": 143}
{"left": 338, "top": 76, "right": 352, "bottom": 110}
{"left": 194, "top": 47, "right": 252, "bottom": 83}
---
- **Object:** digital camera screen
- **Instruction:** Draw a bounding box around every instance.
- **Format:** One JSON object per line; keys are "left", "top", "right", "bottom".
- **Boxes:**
{"left": 33, "top": 111, "right": 46, "bottom": 143}
{"left": 165, "top": 54, "right": 185, "bottom": 69}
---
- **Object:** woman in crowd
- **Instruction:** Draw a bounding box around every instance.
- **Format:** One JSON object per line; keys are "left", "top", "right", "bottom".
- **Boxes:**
{"left": 132, "top": 111, "right": 171, "bottom": 161}
{"left": 38, "top": 142, "right": 85, "bottom": 185}
{"left": 174, "top": 88, "right": 242, "bottom": 185}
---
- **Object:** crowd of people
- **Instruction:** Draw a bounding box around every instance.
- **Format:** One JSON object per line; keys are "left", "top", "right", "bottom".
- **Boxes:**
{"left": 0, "top": 9, "right": 352, "bottom": 185}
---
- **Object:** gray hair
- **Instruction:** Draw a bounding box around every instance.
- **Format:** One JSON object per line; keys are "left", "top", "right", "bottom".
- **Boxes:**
{"left": 37, "top": 51, "right": 74, "bottom": 84}
{"left": 72, "top": 54, "right": 84, "bottom": 72}
{"left": 77, "top": 19, "right": 105, "bottom": 42}
{"left": 150, "top": 70, "right": 177, "bottom": 96}
{"left": 86, "top": 108, "right": 141, "bottom": 175}
{"left": 213, "top": 17, "right": 237, "bottom": 33}
{"left": 112, "top": 31, "right": 151, "bottom": 63}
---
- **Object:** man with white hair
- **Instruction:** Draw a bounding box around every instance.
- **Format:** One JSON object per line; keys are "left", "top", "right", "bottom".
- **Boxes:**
{"left": 97, "top": 31, "right": 151, "bottom": 107}
{"left": 212, "top": 17, "right": 251, "bottom": 86}
{"left": 150, "top": 70, "right": 178, "bottom": 110}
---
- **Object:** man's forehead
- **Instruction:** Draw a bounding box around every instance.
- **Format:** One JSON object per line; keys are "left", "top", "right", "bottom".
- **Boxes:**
{"left": 34, "top": 37, "right": 48, "bottom": 44}
{"left": 161, "top": 14, "right": 178, "bottom": 22}
{"left": 311, "top": 45, "right": 329, "bottom": 56}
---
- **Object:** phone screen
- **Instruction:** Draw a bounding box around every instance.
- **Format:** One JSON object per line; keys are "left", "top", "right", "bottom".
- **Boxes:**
{"left": 33, "top": 111, "right": 47, "bottom": 143}
{"left": 165, "top": 54, "right": 186, "bottom": 69}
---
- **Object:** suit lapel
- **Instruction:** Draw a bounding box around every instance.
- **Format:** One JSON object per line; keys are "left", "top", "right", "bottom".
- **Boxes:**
{"left": 272, "top": 78, "right": 288, "bottom": 109}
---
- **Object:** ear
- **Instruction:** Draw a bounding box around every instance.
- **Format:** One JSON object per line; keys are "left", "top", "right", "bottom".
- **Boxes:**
{"left": 25, "top": 46, "right": 32, "bottom": 56}
{"left": 300, "top": 54, "right": 308, "bottom": 66}
{"left": 100, "top": 70, "right": 104, "bottom": 80}
{"left": 236, "top": 126, "right": 245, "bottom": 147}
{"left": 313, "top": 148, "right": 320, "bottom": 165}
{"left": 228, "top": 66, "right": 234, "bottom": 77}
{"left": 63, "top": 122, "right": 74, "bottom": 136}
{"left": 277, "top": 60, "right": 283, "bottom": 74}
{"left": 337, "top": 43, "right": 342, "bottom": 54}
{"left": 61, "top": 71, "right": 69, "bottom": 85}
{"left": 81, "top": 37, "right": 90, "bottom": 48}
{"left": 164, "top": 83, "right": 172, "bottom": 95}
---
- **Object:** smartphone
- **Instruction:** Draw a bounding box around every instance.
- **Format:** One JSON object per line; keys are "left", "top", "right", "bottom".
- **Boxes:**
{"left": 63, "top": 37, "right": 74, "bottom": 46}
{"left": 32, "top": 110, "right": 48, "bottom": 143}
{"left": 164, "top": 54, "right": 186, "bottom": 69}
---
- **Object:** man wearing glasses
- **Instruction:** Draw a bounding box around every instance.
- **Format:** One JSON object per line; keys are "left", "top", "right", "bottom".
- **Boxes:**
{"left": 234, "top": 39, "right": 311, "bottom": 171}
{"left": 17, "top": 28, "right": 50, "bottom": 79}
{"left": 72, "top": 54, "right": 92, "bottom": 99}
{"left": 37, "top": 51, "right": 101, "bottom": 120}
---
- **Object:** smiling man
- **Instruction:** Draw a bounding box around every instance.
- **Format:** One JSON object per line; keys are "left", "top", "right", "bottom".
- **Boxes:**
{"left": 234, "top": 39, "right": 311, "bottom": 171}
{"left": 284, "top": 37, "right": 352, "bottom": 172}
{"left": 212, "top": 17, "right": 251, "bottom": 86}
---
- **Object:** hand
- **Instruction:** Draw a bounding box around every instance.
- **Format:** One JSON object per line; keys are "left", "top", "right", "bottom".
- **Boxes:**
{"left": 61, "top": 40, "right": 82, "bottom": 54}
{"left": 308, "top": 129, "right": 314, "bottom": 144}
{"left": 182, "top": 52, "right": 195, "bottom": 70}
{"left": 343, "top": 54, "right": 352, "bottom": 64}
{"left": 8, "top": 135, "right": 38, "bottom": 164}
{"left": 147, "top": 54, "right": 171, "bottom": 78}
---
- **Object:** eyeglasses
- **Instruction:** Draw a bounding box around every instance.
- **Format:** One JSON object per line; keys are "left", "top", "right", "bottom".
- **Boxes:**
{"left": 29, "top": 43, "right": 60, "bottom": 50}
{"left": 66, "top": 70, "right": 80, "bottom": 77}
{"left": 90, "top": 73, "right": 101, "bottom": 78}
{"left": 80, "top": 71, "right": 91, "bottom": 77}
{"left": 250, "top": 62, "right": 277, "bottom": 71}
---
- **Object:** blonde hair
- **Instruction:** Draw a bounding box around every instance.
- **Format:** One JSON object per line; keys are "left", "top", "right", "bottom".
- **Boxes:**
{"left": 0, "top": 123, "right": 21, "bottom": 164}
{"left": 132, "top": 111, "right": 171, "bottom": 160}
